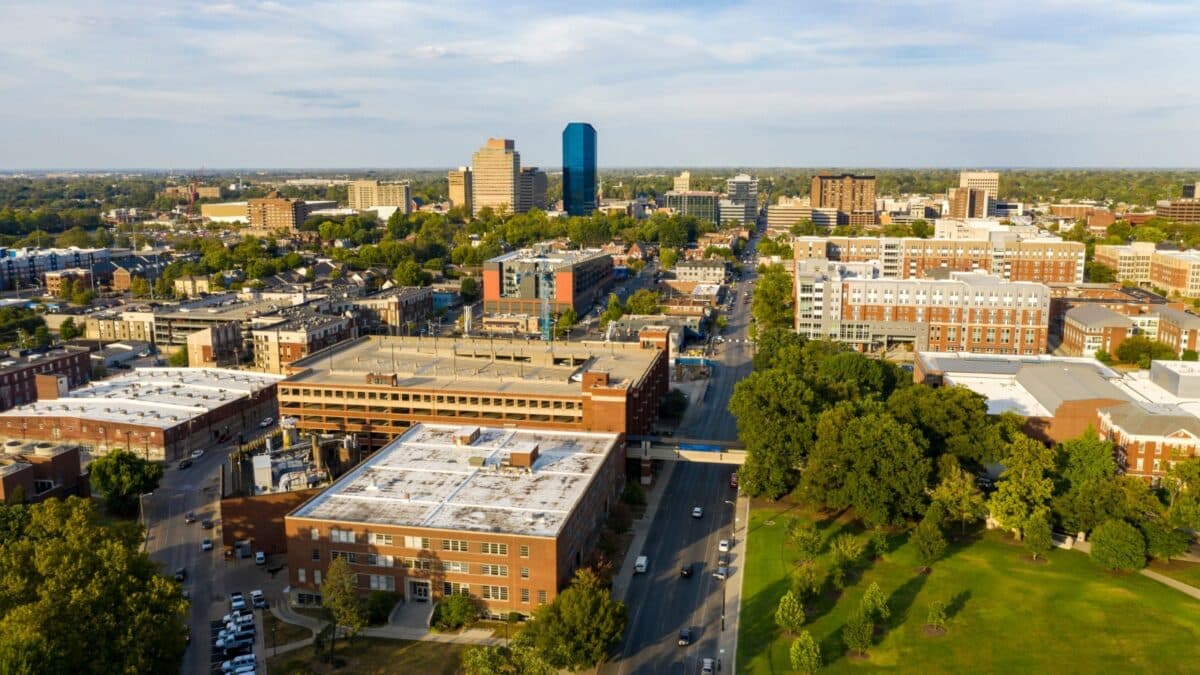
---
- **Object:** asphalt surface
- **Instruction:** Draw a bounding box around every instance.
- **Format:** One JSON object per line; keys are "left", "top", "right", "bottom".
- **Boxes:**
{"left": 603, "top": 233, "right": 761, "bottom": 675}
{"left": 143, "top": 445, "right": 230, "bottom": 675}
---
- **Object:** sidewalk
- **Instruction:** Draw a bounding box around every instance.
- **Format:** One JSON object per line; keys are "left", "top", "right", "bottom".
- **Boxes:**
{"left": 717, "top": 495, "right": 750, "bottom": 675}
{"left": 1053, "top": 533, "right": 1200, "bottom": 601}
{"left": 611, "top": 461, "right": 678, "bottom": 603}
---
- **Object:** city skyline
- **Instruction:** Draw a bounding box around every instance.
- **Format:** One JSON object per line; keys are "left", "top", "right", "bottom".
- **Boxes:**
{"left": 1, "top": 1, "right": 1198, "bottom": 169}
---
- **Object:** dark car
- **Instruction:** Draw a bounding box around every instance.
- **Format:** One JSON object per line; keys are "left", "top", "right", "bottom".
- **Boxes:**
{"left": 201, "top": 519, "right": 214, "bottom": 530}
{"left": 678, "top": 627, "right": 694, "bottom": 647}
{"left": 185, "top": 512, "right": 197, "bottom": 524}
{"left": 174, "top": 567, "right": 186, "bottom": 582}
{"left": 680, "top": 563, "right": 693, "bottom": 578}
{"left": 177, "top": 459, "right": 193, "bottom": 470}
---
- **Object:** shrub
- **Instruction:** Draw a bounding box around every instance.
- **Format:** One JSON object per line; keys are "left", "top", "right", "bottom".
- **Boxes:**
{"left": 843, "top": 612, "right": 873, "bottom": 656}
{"left": 433, "top": 594, "right": 478, "bottom": 631}
{"left": 791, "top": 562, "right": 824, "bottom": 603}
{"left": 1091, "top": 519, "right": 1147, "bottom": 572}
{"left": 788, "top": 519, "right": 823, "bottom": 562}
{"left": 365, "top": 591, "right": 401, "bottom": 625}
{"left": 774, "top": 590, "right": 806, "bottom": 635}
{"left": 620, "top": 482, "right": 646, "bottom": 507}
{"left": 789, "top": 631, "right": 822, "bottom": 673}
{"left": 926, "top": 600, "right": 948, "bottom": 631}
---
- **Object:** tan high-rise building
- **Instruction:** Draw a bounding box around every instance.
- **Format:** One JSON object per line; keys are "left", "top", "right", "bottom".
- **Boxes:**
{"left": 518, "top": 167, "right": 548, "bottom": 212}
{"left": 448, "top": 167, "right": 473, "bottom": 214}
{"left": 347, "top": 180, "right": 412, "bottom": 213}
{"left": 810, "top": 174, "right": 876, "bottom": 225}
{"left": 959, "top": 171, "right": 1000, "bottom": 200}
{"left": 471, "top": 138, "right": 520, "bottom": 216}
{"left": 948, "top": 187, "right": 989, "bottom": 219}
{"left": 247, "top": 197, "right": 307, "bottom": 235}
{"left": 673, "top": 171, "right": 691, "bottom": 192}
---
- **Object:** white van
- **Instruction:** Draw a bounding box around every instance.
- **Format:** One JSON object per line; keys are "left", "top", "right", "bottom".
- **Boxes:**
{"left": 634, "top": 556, "right": 648, "bottom": 573}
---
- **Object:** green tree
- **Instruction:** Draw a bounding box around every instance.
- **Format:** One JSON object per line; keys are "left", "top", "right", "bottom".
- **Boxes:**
{"left": 913, "top": 506, "right": 948, "bottom": 572}
{"left": 520, "top": 569, "right": 626, "bottom": 671}
{"left": 625, "top": 289, "right": 660, "bottom": 315}
{"left": 930, "top": 456, "right": 986, "bottom": 535}
{"left": 1114, "top": 335, "right": 1176, "bottom": 368}
{"left": 600, "top": 293, "right": 624, "bottom": 327}
{"left": 1164, "top": 458, "right": 1200, "bottom": 531}
{"left": 842, "top": 611, "right": 873, "bottom": 657}
{"left": 462, "top": 644, "right": 555, "bottom": 675}
{"left": 859, "top": 581, "right": 891, "bottom": 623}
{"left": 774, "top": 590, "right": 806, "bottom": 634}
{"left": 168, "top": 349, "right": 188, "bottom": 367}
{"left": 87, "top": 449, "right": 163, "bottom": 517}
{"left": 1139, "top": 518, "right": 1190, "bottom": 562}
{"left": 58, "top": 317, "right": 81, "bottom": 340}
{"left": 659, "top": 248, "right": 679, "bottom": 269}
{"left": 869, "top": 526, "right": 890, "bottom": 559}
{"left": 1183, "top": 349, "right": 1199, "bottom": 362}
{"left": 1085, "top": 260, "right": 1117, "bottom": 283}
{"left": 33, "top": 325, "right": 50, "bottom": 347}
{"left": 0, "top": 497, "right": 186, "bottom": 674}
{"left": 433, "top": 593, "right": 477, "bottom": 631}
{"left": 129, "top": 276, "right": 151, "bottom": 298}
{"left": 788, "top": 519, "right": 823, "bottom": 563}
{"left": 751, "top": 265, "right": 794, "bottom": 331}
{"left": 1056, "top": 429, "right": 1116, "bottom": 492}
{"left": 393, "top": 260, "right": 431, "bottom": 287}
{"left": 1024, "top": 512, "right": 1053, "bottom": 561}
{"left": 790, "top": 562, "right": 823, "bottom": 604}
{"left": 830, "top": 533, "right": 865, "bottom": 571}
{"left": 987, "top": 435, "right": 1056, "bottom": 539}
{"left": 460, "top": 276, "right": 480, "bottom": 303}
{"left": 887, "top": 384, "right": 1006, "bottom": 465}
{"left": 925, "top": 600, "right": 948, "bottom": 631}
{"left": 1090, "top": 519, "right": 1146, "bottom": 572}
{"left": 323, "top": 557, "right": 367, "bottom": 659}
{"left": 658, "top": 388, "right": 688, "bottom": 419}
{"left": 1095, "top": 349, "right": 1114, "bottom": 365}
{"left": 789, "top": 631, "right": 822, "bottom": 674}
{"left": 556, "top": 307, "right": 577, "bottom": 337}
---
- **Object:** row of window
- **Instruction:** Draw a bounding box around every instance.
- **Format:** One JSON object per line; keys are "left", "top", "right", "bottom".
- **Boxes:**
{"left": 281, "top": 387, "right": 581, "bottom": 410}
{"left": 311, "top": 530, "right": 526, "bottom": 557}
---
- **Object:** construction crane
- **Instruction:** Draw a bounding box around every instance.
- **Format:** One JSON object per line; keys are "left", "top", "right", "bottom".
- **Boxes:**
{"left": 538, "top": 260, "right": 554, "bottom": 342}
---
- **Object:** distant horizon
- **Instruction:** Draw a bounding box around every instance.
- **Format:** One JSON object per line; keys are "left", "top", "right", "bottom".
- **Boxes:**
{"left": 2, "top": 2, "right": 1196, "bottom": 168}
{"left": 4, "top": 166, "right": 1200, "bottom": 174}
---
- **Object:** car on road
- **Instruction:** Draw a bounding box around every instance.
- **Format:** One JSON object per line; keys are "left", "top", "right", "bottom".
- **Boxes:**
{"left": 185, "top": 511, "right": 197, "bottom": 524}
{"left": 692, "top": 506, "right": 704, "bottom": 518}
{"left": 729, "top": 472, "right": 739, "bottom": 489}
{"left": 680, "top": 563, "right": 693, "bottom": 578}
{"left": 718, "top": 539, "right": 731, "bottom": 552}
{"left": 251, "top": 589, "right": 267, "bottom": 609}
{"left": 259, "top": 417, "right": 274, "bottom": 428}
{"left": 678, "top": 627, "right": 694, "bottom": 646}
{"left": 634, "top": 555, "right": 648, "bottom": 573}
{"left": 201, "top": 519, "right": 214, "bottom": 529}
{"left": 177, "top": 459, "right": 192, "bottom": 470}
{"left": 190, "top": 449, "right": 204, "bottom": 459}
{"left": 255, "top": 550, "right": 266, "bottom": 565}
{"left": 713, "top": 566, "right": 728, "bottom": 580}
{"left": 201, "top": 538, "right": 213, "bottom": 551}
{"left": 230, "top": 592, "right": 246, "bottom": 611}
{"left": 718, "top": 553, "right": 730, "bottom": 567}
{"left": 702, "top": 657, "right": 716, "bottom": 674}
{"left": 174, "top": 567, "right": 186, "bottom": 582}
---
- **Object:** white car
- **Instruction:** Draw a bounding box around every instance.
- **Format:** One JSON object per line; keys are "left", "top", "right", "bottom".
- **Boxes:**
{"left": 702, "top": 658, "right": 716, "bottom": 674}
{"left": 201, "top": 538, "right": 213, "bottom": 551}
{"left": 718, "top": 539, "right": 731, "bottom": 552}
{"left": 254, "top": 550, "right": 266, "bottom": 565}
{"left": 692, "top": 507, "right": 704, "bottom": 519}
{"left": 190, "top": 449, "right": 204, "bottom": 459}
{"left": 259, "top": 417, "right": 274, "bottom": 428}
{"left": 222, "top": 654, "right": 256, "bottom": 672}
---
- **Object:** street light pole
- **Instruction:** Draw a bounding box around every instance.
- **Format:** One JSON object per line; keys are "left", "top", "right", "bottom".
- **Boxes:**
{"left": 139, "top": 492, "right": 154, "bottom": 552}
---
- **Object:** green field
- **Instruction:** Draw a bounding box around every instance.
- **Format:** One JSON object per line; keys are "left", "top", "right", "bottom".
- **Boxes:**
{"left": 267, "top": 637, "right": 465, "bottom": 675}
{"left": 738, "top": 499, "right": 1200, "bottom": 674}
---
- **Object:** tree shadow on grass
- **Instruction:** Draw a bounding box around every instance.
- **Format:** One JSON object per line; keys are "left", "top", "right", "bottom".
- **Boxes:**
{"left": 945, "top": 589, "right": 972, "bottom": 620}
{"left": 739, "top": 576, "right": 792, "bottom": 673}
{"left": 884, "top": 571, "right": 929, "bottom": 632}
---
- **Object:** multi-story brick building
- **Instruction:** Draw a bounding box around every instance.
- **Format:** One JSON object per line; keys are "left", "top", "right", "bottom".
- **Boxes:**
{"left": 1099, "top": 401, "right": 1200, "bottom": 484}
{"left": 1094, "top": 244, "right": 1200, "bottom": 296}
{"left": 186, "top": 322, "right": 243, "bottom": 368}
{"left": 1093, "top": 242, "right": 1156, "bottom": 283}
{"left": 482, "top": 247, "right": 613, "bottom": 317}
{"left": 347, "top": 180, "right": 412, "bottom": 213}
{"left": 794, "top": 261, "right": 1050, "bottom": 354}
{"left": 111, "top": 256, "right": 168, "bottom": 292}
{"left": 0, "top": 368, "right": 281, "bottom": 461}
{"left": 793, "top": 235, "right": 1085, "bottom": 284}
{"left": 1156, "top": 199, "right": 1200, "bottom": 224}
{"left": 448, "top": 167, "right": 473, "bottom": 214}
{"left": 278, "top": 336, "right": 669, "bottom": 450}
{"left": 810, "top": 174, "right": 876, "bottom": 226}
{"left": 1061, "top": 305, "right": 1132, "bottom": 357}
{"left": 0, "top": 347, "right": 91, "bottom": 411}
{"left": 948, "top": 187, "right": 989, "bottom": 219}
{"left": 1047, "top": 282, "right": 1173, "bottom": 342}
{"left": 1154, "top": 307, "right": 1200, "bottom": 356}
{"left": 44, "top": 268, "right": 92, "bottom": 297}
{"left": 674, "top": 260, "right": 728, "bottom": 284}
{"left": 246, "top": 197, "right": 334, "bottom": 235}
{"left": 0, "top": 247, "right": 109, "bottom": 292}
{"left": 0, "top": 442, "right": 84, "bottom": 504}
{"left": 252, "top": 314, "right": 355, "bottom": 374}
{"left": 284, "top": 424, "right": 625, "bottom": 616}
{"left": 350, "top": 287, "right": 434, "bottom": 335}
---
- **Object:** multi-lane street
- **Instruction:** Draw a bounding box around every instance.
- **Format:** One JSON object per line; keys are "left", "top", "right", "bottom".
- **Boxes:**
{"left": 143, "top": 446, "right": 229, "bottom": 675}
{"left": 604, "top": 231, "right": 761, "bottom": 674}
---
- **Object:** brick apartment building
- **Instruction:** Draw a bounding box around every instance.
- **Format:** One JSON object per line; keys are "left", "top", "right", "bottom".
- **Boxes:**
{"left": 0, "top": 441, "right": 84, "bottom": 504}
{"left": 810, "top": 174, "right": 876, "bottom": 226}
{"left": 1046, "top": 282, "right": 1174, "bottom": 340}
{"left": 252, "top": 314, "right": 356, "bottom": 374}
{"left": 1060, "top": 305, "right": 1132, "bottom": 358}
{"left": 1099, "top": 401, "right": 1200, "bottom": 484}
{"left": 44, "top": 268, "right": 92, "bottom": 296}
{"left": 482, "top": 247, "right": 613, "bottom": 317}
{"left": 186, "top": 322, "right": 243, "bottom": 368}
{"left": 278, "top": 336, "right": 669, "bottom": 450}
{"left": 795, "top": 261, "right": 1050, "bottom": 354}
{"left": 0, "top": 347, "right": 91, "bottom": 411}
{"left": 793, "top": 235, "right": 1085, "bottom": 284}
{"left": 349, "top": 287, "right": 434, "bottom": 335}
{"left": 284, "top": 424, "right": 625, "bottom": 616}
{"left": 1094, "top": 243, "right": 1200, "bottom": 296}
{"left": 1155, "top": 307, "right": 1200, "bottom": 356}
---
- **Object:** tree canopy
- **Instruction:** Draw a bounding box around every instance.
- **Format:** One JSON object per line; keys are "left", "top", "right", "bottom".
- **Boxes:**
{"left": 519, "top": 569, "right": 626, "bottom": 671}
{"left": 87, "top": 449, "right": 163, "bottom": 518}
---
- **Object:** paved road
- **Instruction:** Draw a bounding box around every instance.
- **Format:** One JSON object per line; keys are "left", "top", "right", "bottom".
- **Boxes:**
{"left": 603, "top": 232, "right": 761, "bottom": 675}
{"left": 143, "top": 447, "right": 229, "bottom": 675}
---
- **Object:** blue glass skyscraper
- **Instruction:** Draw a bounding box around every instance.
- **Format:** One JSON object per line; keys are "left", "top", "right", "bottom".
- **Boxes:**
{"left": 562, "top": 122, "right": 597, "bottom": 216}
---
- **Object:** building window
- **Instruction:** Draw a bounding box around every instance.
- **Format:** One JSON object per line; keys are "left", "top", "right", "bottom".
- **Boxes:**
{"left": 331, "top": 529, "right": 356, "bottom": 544}
{"left": 520, "top": 588, "right": 530, "bottom": 604}
{"left": 519, "top": 545, "right": 530, "bottom": 558}
{"left": 368, "top": 574, "right": 395, "bottom": 591}
{"left": 480, "top": 542, "right": 508, "bottom": 556}
{"left": 443, "top": 561, "right": 469, "bottom": 573}
{"left": 315, "top": 570, "right": 322, "bottom": 585}
{"left": 537, "top": 590, "right": 548, "bottom": 605}
{"left": 479, "top": 564, "right": 508, "bottom": 577}
{"left": 442, "top": 539, "right": 469, "bottom": 552}
{"left": 312, "top": 548, "right": 320, "bottom": 562}
{"left": 480, "top": 585, "right": 509, "bottom": 601}
{"left": 520, "top": 567, "right": 530, "bottom": 579}
{"left": 404, "top": 558, "right": 433, "bottom": 571}
{"left": 443, "top": 582, "right": 470, "bottom": 596}
{"left": 404, "top": 536, "right": 430, "bottom": 549}
{"left": 371, "top": 533, "right": 393, "bottom": 546}
{"left": 298, "top": 568, "right": 307, "bottom": 583}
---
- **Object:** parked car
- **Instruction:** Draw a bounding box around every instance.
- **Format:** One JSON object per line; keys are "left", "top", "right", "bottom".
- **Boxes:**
{"left": 702, "top": 657, "right": 716, "bottom": 674}
{"left": 177, "top": 459, "right": 193, "bottom": 470}
{"left": 254, "top": 551, "right": 266, "bottom": 565}
{"left": 185, "top": 511, "right": 197, "bottom": 524}
{"left": 680, "top": 563, "right": 693, "bottom": 578}
{"left": 678, "top": 627, "right": 694, "bottom": 647}
{"left": 691, "top": 506, "right": 704, "bottom": 518}
{"left": 713, "top": 566, "right": 728, "bottom": 580}
{"left": 201, "top": 538, "right": 213, "bottom": 551}
{"left": 201, "top": 519, "right": 214, "bottom": 529}
{"left": 190, "top": 449, "right": 204, "bottom": 459}
{"left": 174, "top": 567, "right": 186, "bottom": 582}
{"left": 251, "top": 589, "right": 267, "bottom": 609}
{"left": 718, "top": 539, "right": 731, "bottom": 553}
{"left": 230, "top": 592, "right": 246, "bottom": 611}
{"left": 221, "top": 654, "right": 256, "bottom": 672}
{"left": 221, "top": 637, "right": 254, "bottom": 656}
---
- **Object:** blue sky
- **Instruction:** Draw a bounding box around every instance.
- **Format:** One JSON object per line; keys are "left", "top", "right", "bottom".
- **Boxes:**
{"left": 1, "top": 0, "right": 1197, "bottom": 168}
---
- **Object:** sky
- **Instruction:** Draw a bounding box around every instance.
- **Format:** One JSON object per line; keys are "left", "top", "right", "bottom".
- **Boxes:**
{"left": 1, "top": 0, "right": 1198, "bottom": 169}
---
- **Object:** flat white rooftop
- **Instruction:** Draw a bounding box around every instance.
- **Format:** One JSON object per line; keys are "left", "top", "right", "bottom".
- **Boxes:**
{"left": 0, "top": 368, "right": 283, "bottom": 429}
{"left": 290, "top": 423, "right": 621, "bottom": 538}
{"left": 942, "top": 373, "right": 1051, "bottom": 417}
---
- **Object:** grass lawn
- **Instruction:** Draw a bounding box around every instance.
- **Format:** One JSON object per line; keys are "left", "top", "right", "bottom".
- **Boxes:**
{"left": 1148, "top": 559, "right": 1200, "bottom": 589}
{"left": 739, "top": 498, "right": 1200, "bottom": 674}
{"left": 264, "top": 611, "right": 314, "bottom": 649}
{"left": 267, "top": 637, "right": 466, "bottom": 675}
